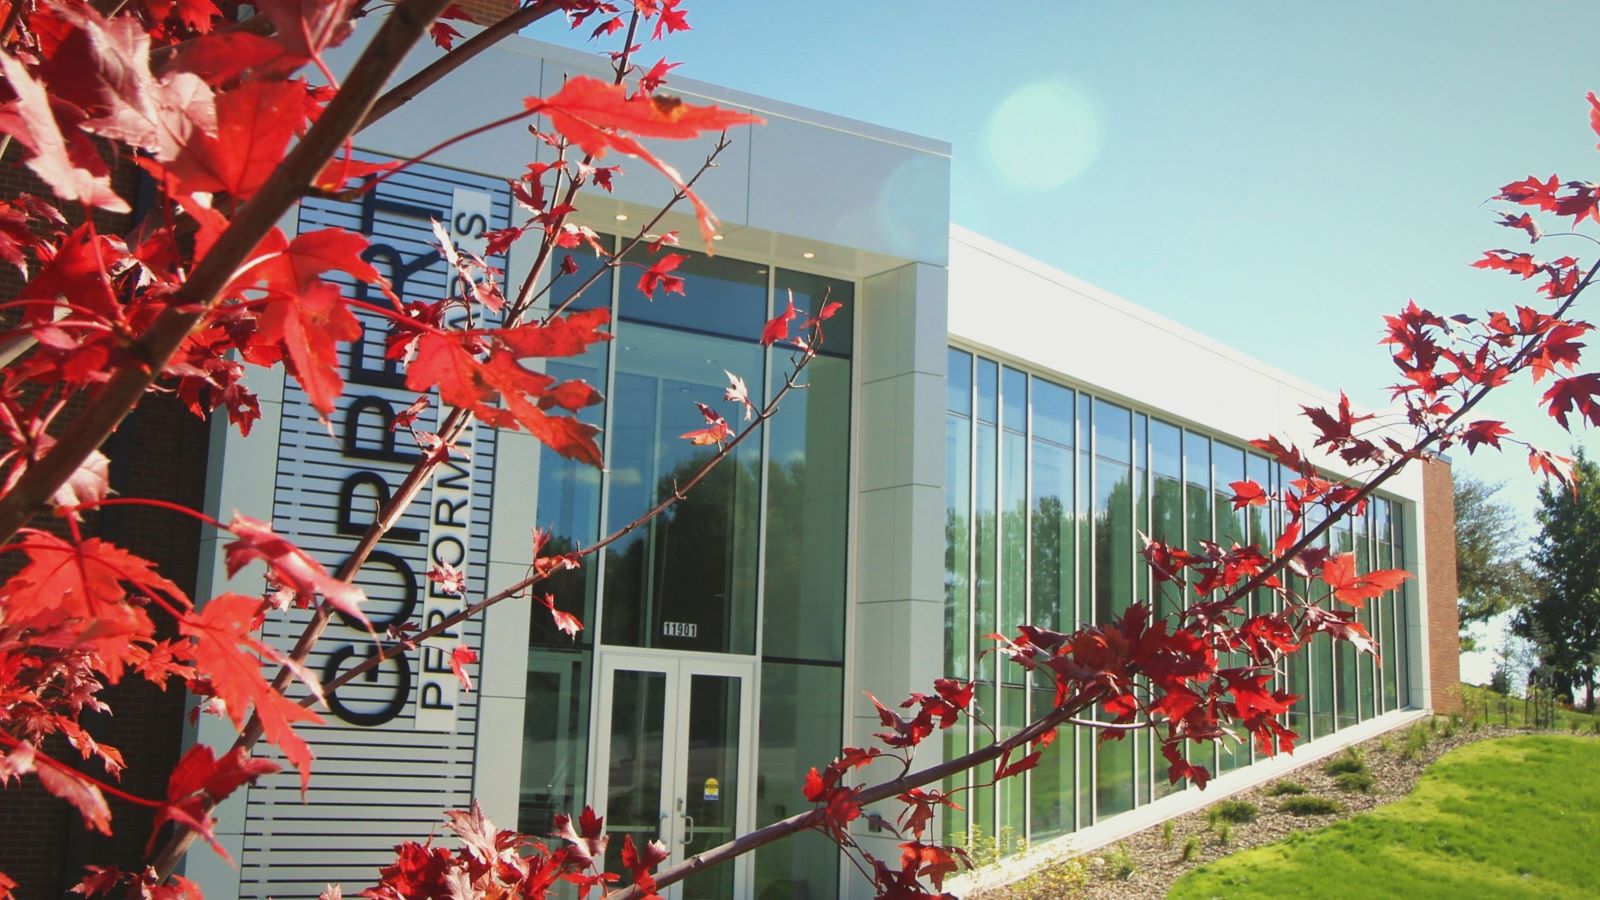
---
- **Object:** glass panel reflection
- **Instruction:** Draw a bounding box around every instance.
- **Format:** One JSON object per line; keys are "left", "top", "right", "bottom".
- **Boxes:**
{"left": 606, "top": 670, "right": 667, "bottom": 842}
{"left": 763, "top": 354, "right": 850, "bottom": 662}
{"left": 755, "top": 663, "right": 841, "bottom": 899}
{"left": 519, "top": 650, "right": 591, "bottom": 836}
{"left": 602, "top": 325, "right": 763, "bottom": 653}
{"left": 682, "top": 675, "right": 742, "bottom": 900}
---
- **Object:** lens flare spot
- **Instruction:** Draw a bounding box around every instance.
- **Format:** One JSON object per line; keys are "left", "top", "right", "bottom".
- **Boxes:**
{"left": 984, "top": 81, "right": 1102, "bottom": 191}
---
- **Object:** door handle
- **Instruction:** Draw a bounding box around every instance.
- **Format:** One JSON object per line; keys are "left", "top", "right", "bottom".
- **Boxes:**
{"left": 676, "top": 797, "right": 693, "bottom": 844}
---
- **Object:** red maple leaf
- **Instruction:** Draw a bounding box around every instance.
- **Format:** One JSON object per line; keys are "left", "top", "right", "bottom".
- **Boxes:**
{"left": 1494, "top": 211, "right": 1543, "bottom": 242}
{"left": 29, "top": 748, "right": 113, "bottom": 836}
{"left": 255, "top": 282, "right": 362, "bottom": 419}
{"left": 1228, "top": 479, "right": 1268, "bottom": 509}
{"left": 1555, "top": 182, "right": 1600, "bottom": 225}
{"left": 1299, "top": 604, "right": 1379, "bottom": 658}
{"left": 651, "top": 0, "right": 691, "bottom": 40}
{"left": 256, "top": 0, "right": 362, "bottom": 64}
{"left": 636, "top": 252, "right": 686, "bottom": 299}
{"left": 406, "top": 336, "right": 603, "bottom": 464}
{"left": 0, "top": 531, "right": 187, "bottom": 678}
{"left": 157, "top": 744, "right": 278, "bottom": 860}
{"left": 1318, "top": 553, "right": 1411, "bottom": 607}
{"left": 1459, "top": 419, "right": 1511, "bottom": 453}
{"left": 1542, "top": 372, "right": 1600, "bottom": 429}
{"left": 620, "top": 834, "right": 670, "bottom": 895}
{"left": 1528, "top": 446, "right": 1576, "bottom": 484}
{"left": 1472, "top": 249, "right": 1542, "bottom": 278}
{"left": 1498, "top": 174, "right": 1560, "bottom": 211}
{"left": 428, "top": 21, "right": 464, "bottom": 50}
{"left": 224, "top": 512, "right": 367, "bottom": 625}
{"left": 529, "top": 76, "right": 762, "bottom": 245}
{"left": 537, "top": 593, "right": 583, "bottom": 638}
{"left": 1587, "top": 91, "right": 1600, "bottom": 149}
{"left": 1248, "top": 435, "right": 1312, "bottom": 476}
{"left": 680, "top": 401, "right": 732, "bottom": 446}
{"left": 43, "top": 5, "right": 217, "bottom": 164}
{"left": 163, "top": 79, "right": 313, "bottom": 201}
{"left": 638, "top": 58, "right": 680, "bottom": 95}
{"left": 1528, "top": 322, "right": 1589, "bottom": 383}
{"left": 760, "top": 292, "right": 798, "bottom": 346}
{"left": 0, "top": 52, "right": 128, "bottom": 211}
{"left": 449, "top": 645, "right": 477, "bottom": 692}
{"left": 179, "top": 593, "right": 321, "bottom": 788}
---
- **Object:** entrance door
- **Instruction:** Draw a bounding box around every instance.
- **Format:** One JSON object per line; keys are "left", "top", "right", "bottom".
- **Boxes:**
{"left": 593, "top": 653, "right": 755, "bottom": 900}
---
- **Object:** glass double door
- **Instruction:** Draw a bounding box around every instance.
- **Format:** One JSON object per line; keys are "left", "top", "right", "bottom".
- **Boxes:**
{"left": 594, "top": 653, "right": 755, "bottom": 899}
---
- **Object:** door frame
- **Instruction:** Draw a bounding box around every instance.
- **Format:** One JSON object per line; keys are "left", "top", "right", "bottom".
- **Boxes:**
{"left": 591, "top": 648, "right": 758, "bottom": 899}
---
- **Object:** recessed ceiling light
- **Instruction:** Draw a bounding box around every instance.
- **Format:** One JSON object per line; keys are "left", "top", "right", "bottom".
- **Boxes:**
{"left": 615, "top": 213, "right": 629, "bottom": 221}
{"left": 802, "top": 251, "right": 815, "bottom": 259}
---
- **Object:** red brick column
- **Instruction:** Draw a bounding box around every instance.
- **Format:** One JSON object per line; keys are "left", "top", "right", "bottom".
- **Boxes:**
{"left": 456, "top": 0, "right": 521, "bottom": 24}
{"left": 1421, "top": 457, "right": 1463, "bottom": 714}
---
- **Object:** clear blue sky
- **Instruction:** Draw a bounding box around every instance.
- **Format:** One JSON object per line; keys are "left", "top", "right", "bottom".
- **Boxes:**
{"left": 543, "top": 1, "right": 1600, "bottom": 537}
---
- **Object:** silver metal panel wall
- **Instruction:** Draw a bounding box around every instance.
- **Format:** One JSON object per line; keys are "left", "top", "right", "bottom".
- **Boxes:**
{"left": 234, "top": 158, "right": 510, "bottom": 898}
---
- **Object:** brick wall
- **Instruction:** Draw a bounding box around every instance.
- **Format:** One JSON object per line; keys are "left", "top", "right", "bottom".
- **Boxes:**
{"left": 1422, "top": 457, "right": 1463, "bottom": 714}
{"left": 0, "top": 145, "right": 205, "bottom": 896}
{"left": 457, "top": 0, "right": 521, "bottom": 24}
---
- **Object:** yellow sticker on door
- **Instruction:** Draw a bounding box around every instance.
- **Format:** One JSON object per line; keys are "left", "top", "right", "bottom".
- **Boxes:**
{"left": 703, "top": 777, "right": 720, "bottom": 801}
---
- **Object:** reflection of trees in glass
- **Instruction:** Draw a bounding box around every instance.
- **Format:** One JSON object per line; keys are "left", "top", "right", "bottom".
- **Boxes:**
{"left": 1029, "top": 494, "right": 1068, "bottom": 633}
{"left": 1093, "top": 465, "right": 1134, "bottom": 626}
{"left": 603, "top": 450, "right": 759, "bottom": 653}
{"left": 945, "top": 414, "right": 972, "bottom": 678}
{"left": 761, "top": 454, "right": 848, "bottom": 661}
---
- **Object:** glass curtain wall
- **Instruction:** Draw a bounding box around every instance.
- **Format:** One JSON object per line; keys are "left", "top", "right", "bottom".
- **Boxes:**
{"left": 943, "top": 345, "right": 1418, "bottom": 856}
{"left": 521, "top": 239, "right": 854, "bottom": 900}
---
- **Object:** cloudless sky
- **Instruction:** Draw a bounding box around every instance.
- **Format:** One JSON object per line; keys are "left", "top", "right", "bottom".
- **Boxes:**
{"left": 542, "top": 2, "right": 1600, "bottom": 670}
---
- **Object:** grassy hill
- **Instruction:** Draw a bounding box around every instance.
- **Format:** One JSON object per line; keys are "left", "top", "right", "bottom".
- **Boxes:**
{"left": 1169, "top": 734, "right": 1600, "bottom": 899}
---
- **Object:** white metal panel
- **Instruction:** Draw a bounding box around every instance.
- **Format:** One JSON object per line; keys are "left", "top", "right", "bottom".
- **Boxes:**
{"left": 232, "top": 156, "right": 512, "bottom": 899}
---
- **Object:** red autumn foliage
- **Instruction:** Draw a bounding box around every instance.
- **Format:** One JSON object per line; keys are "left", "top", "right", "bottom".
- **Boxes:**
{"left": 0, "top": 1, "right": 1593, "bottom": 898}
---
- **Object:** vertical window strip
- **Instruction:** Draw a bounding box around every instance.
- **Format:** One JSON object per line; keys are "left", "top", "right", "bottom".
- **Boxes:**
{"left": 943, "top": 345, "right": 1425, "bottom": 859}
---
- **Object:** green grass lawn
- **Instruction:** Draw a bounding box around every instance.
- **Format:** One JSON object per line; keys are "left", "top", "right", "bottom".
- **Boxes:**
{"left": 1168, "top": 735, "right": 1600, "bottom": 899}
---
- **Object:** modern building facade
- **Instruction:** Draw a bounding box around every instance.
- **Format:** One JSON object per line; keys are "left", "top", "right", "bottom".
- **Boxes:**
{"left": 0, "top": 10, "right": 1460, "bottom": 900}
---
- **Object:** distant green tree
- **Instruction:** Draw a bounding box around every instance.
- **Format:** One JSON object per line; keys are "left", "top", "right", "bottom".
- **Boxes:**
{"left": 1515, "top": 450, "right": 1600, "bottom": 710}
{"left": 1454, "top": 475, "right": 1536, "bottom": 651}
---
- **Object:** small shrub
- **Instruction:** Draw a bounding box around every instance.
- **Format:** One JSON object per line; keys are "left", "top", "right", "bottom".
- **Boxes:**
{"left": 1211, "top": 799, "right": 1259, "bottom": 824}
{"left": 1335, "top": 771, "right": 1375, "bottom": 793}
{"left": 1428, "top": 715, "right": 1439, "bottom": 733}
{"left": 1324, "top": 748, "right": 1367, "bottom": 776}
{"left": 1161, "top": 820, "right": 1174, "bottom": 845}
{"left": 1267, "top": 781, "right": 1307, "bottom": 797}
{"left": 1279, "top": 795, "right": 1342, "bottom": 816}
{"left": 1215, "top": 822, "right": 1233, "bottom": 845}
{"left": 1181, "top": 835, "right": 1200, "bottom": 861}
{"left": 1106, "top": 842, "right": 1137, "bottom": 881}
{"left": 1443, "top": 716, "right": 1459, "bottom": 738}
{"left": 1399, "top": 725, "right": 1430, "bottom": 760}
{"left": 1011, "top": 857, "right": 1087, "bottom": 897}
{"left": 1379, "top": 735, "right": 1394, "bottom": 754}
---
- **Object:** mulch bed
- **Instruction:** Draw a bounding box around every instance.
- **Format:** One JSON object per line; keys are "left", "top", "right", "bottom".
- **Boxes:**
{"left": 971, "top": 719, "right": 1535, "bottom": 899}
